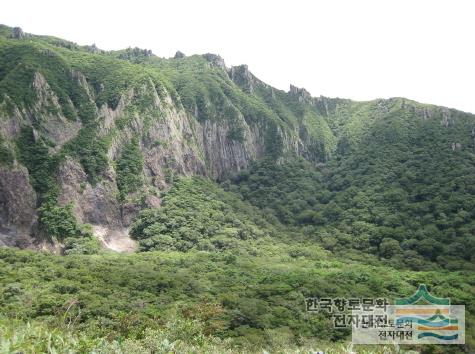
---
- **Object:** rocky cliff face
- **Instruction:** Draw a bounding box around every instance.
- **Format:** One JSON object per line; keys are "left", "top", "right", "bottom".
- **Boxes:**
{"left": 0, "top": 166, "right": 37, "bottom": 248}
{"left": 0, "top": 60, "right": 304, "bottom": 249}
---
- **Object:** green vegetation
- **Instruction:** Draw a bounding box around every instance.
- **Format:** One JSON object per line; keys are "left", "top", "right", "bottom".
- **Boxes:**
{"left": 63, "top": 124, "right": 110, "bottom": 184}
{"left": 131, "top": 177, "right": 271, "bottom": 251}
{"left": 16, "top": 126, "right": 59, "bottom": 196}
{"left": 230, "top": 99, "right": 475, "bottom": 272}
{"left": 63, "top": 234, "right": 101, "bottom": 255}
{"left": 116, "top": 139, "right": 144, "bottom": 199}
{"left": 37, "top": 201, "right": 97, "bottom": 247}
{"left": 38, "top": 202, "right": 81, "bottom": 240}
{"left": 0, "top": 315, "right": 412, "bottom": 354}
{"left": 116, "top": 46, "right": 153, "bottom": 63}
{"left": 145, "top": 55, "right": 333, "bottom": 161}
{"left": 0, "top": 135, "right": 13, "bottom": 166}
{"left": 14, "top": 126, "right": 92, "bottom": 243}
{"left": 0, "top": 25, "right": 475, "bottom": 353}
{"left": 0, "top": 243, "right": 473, "bottom": 352}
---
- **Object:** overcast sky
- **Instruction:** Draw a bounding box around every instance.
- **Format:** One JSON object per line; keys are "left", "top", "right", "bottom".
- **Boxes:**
{"left": 1, "top": 0, "right": 474, "bottom": 113}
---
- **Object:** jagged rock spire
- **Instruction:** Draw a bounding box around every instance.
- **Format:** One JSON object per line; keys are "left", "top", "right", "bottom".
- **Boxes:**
{"left": 174, "top": 51, "right": 186, "bottom": 59}
{"left": 12, "top": 27, "right": 25, "bottom": 39}
{"left": 289, "top": 84, "right": 312, "bottom": 104}
{"left": 202, "top": 53, "right": 226, "bottom": 70}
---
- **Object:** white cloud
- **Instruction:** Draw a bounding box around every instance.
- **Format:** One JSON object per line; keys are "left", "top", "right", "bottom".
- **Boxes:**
{"left": 1, "top": 0, "right": 474, "bottom": 113}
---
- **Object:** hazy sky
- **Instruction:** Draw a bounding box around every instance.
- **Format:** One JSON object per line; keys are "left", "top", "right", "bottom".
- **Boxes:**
{"left": 2, "top": 0, "right": 474, "bottom": 113}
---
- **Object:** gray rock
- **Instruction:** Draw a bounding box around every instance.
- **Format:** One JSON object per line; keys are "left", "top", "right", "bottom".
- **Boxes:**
{"left": 229, "top": 65, "right": 255, "bottom": 93}
{"left": 174, "top": 51, "right": 186, "bottom": 59}
{"left": 202, "top": 53, "right": 226, "bottom": 70}
{"left": 0, "top": 166, "right": 37, "bottom": 245}
{"left": 12, "top": 27, "right": 24, "bottom": 39}
{"left": 31, "top": 72, "right": 81, "bottom": 147}
{"left": 451, "top": 142, "right": 462, "bottom": 151}
{"left": 57, "top": 158, "right": 122, "bottom": 228}
{"left": 289, "top": 84, "right": 313, "bottom": 103}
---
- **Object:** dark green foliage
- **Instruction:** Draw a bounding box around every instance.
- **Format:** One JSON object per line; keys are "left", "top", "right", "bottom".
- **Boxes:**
{"left": 116, "top": 47, "right": 153, "bottom": 63}
{"left": 63, "top": 124, "right": 109, "bottom": 183}
{"left": 0, "top": 246, "right": 473, "bottom": 350}
{"left": 14, "top": 127, "right": 90, "bottom": 241}
{"left": 232, "top": 103, "right": 475, "bottom": 271}
{"left": 264, "top": 122, "right": 284, "bottom": 160}
{"left": 131, "top": 177, "right": 267, "bottom": 251}
{"left": 38, "top": 202, "right": 81, "bottom": 241}
{"left": 0, "top": 145, "right": 13, "bottom": 165}
{"left": 116, "top": 139, "right": 144, "bottom": 199}
{"left": 231, "top": 158, "right": 324, "bottom": 224}
{"left": 227, "top": 120, "right": 245, "bottom": 142}
{"left": 0, "top": 40, "right": 39, "bottom": 108}
{"left": 63, "top": 235, "right": 101, "bottom": 255}
{"left": 16, "top": 126, "right": 59, "bottom": 196}
{"left": 0, "top": 137, "right": 13, "bottom": 165}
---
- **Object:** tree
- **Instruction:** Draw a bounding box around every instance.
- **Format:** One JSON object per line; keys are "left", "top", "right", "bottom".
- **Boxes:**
{"left": 379, "top": 238, "right": 401, "bottom": 259}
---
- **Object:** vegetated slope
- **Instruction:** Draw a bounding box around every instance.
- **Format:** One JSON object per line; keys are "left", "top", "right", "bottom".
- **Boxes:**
{"left": 0, "top": 24, "right": 475, "bottom": 352}
{"left": 0, "top": 177, "right": 474, "bottom": 352}
{"left": 0, "top": 24, "right": 474, "bottom": 259}
{"left": 231, "top": 99, "right": 475, "bottom": 271}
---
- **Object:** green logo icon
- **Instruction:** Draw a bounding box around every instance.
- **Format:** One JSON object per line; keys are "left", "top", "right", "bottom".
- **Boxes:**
{"left": 395, "top": 284, "right": 459, "bottom": 341}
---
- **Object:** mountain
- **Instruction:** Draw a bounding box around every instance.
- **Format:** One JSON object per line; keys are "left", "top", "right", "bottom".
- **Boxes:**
{"left": 0, "top": 24, "right": 338, "bottom": 248}
{"left": 0, "top": 25, "right": 474, "bottom": 352}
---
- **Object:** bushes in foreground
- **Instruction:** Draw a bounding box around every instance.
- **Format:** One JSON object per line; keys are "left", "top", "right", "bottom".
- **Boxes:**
{"left": 0, "top": 315, "right": 407, "bottom": 354}
{"left": 0, "top": 247, "right": 473, "bottom": 352}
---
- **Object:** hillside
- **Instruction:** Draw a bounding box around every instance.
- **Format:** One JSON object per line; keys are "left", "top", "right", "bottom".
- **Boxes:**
{"left": 0, "top": 25, "right": 474, "bottom": 353}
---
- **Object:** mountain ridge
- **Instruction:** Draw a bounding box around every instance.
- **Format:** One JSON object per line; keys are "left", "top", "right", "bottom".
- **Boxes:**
{"left": 0, "top": 24, "right": 474, "bottom": 260}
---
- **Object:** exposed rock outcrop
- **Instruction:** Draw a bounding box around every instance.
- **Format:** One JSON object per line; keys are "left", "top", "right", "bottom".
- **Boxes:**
{"left": 93, "top": 225, "right": 136, "bottom": 253}
{"left": 0, "top": 68, "right": 331, "bottom": 245}
{"left": 441, "top": 108, "right": 452, "bottom": 127}
{"left": 229, "top": 65, "right": 256, "bottom": 93}
{"left": 0, "top": 166, "right": 37, "bottom": 247}
{"left": 0, "top": 96, "right": 23, "bottom": 138}
{"left": 289, "top": 84, "right": 313, "bottom": 104}
{"left": 174, "top": 51, "right": 186, "bottom": 59}
{"left": 58, "top": 158, "right": 122, "bottom": 227}
{"left": 31, "top": 72, "right": 81, "bottom": 147}
{"left": 451, "top": 142, "right": 462, "bottom": 151}
{"left": 202, "top": 53, "right": 226, "bottom": 70}
{"left": 12, "top": 27, "right": 25, "bottom": 39}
